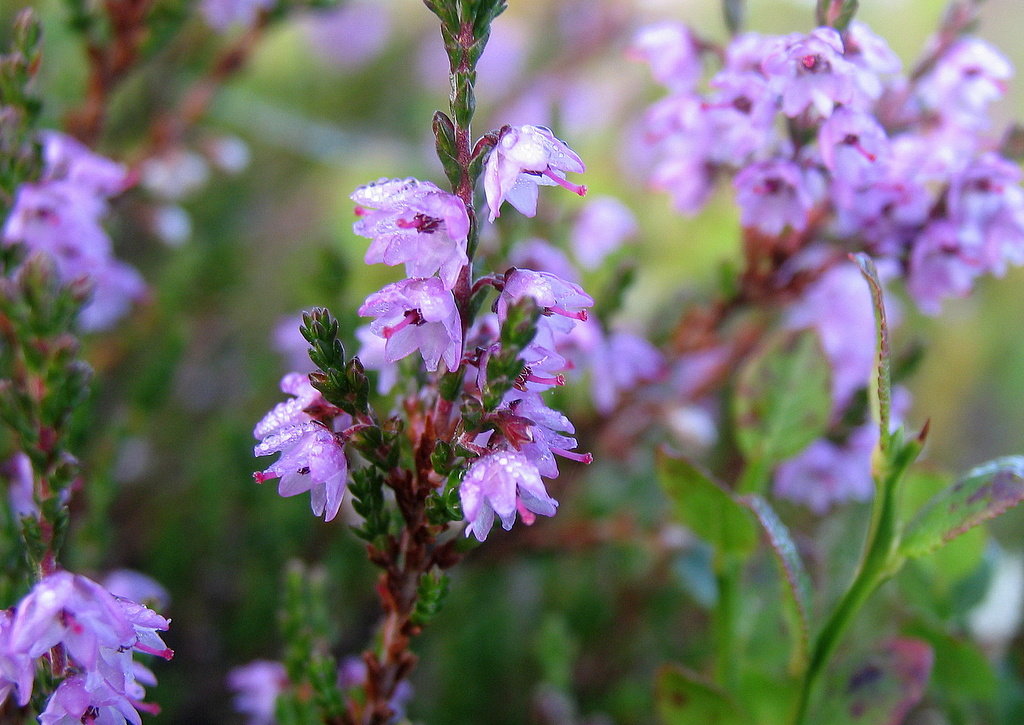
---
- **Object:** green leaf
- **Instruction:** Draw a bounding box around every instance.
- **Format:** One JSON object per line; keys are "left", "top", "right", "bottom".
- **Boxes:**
{"left": 732, "top": 329, "right": 831, "bottom": 470}
{"left": 852, "top": 253, "right": 892, "bottom": 450}
{"left": 900, "top": 457, "right": 1024, "bottom": 559}
{"left": 656, "top": 449, "right": 757, "bottom": 556}
{"left": 740, "top": 495, "right": 811, "bottom": 672}
{"left": 817, "top": 638, "right": 933, "bottom": 725}
{"left": 656, "top": 665, "right": 747, "bottom": 725}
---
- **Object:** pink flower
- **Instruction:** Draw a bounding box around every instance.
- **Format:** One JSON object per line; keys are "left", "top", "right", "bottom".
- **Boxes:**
{"left": 570, "top": 197, "right": 637, "bottom": 269}
{"left": 253, "top": 373, "right": 349, "bottom": 522}
{"left": 628, "top": 22, "right": 704, "bottom": 92}
{"left": 228, "top": 660, "right": 288, "bottom": 725}
{"left": 352, "top": 178, "right": 470, "bottom": 289}
{"left": 359, "top": 277, "right": 463, "bottom": 373}
{"left": 761, "top": 28, "right": 856, "bottom": 118}
{"left": 459, "top": 450, "right": 558, "bottom": 541}
{"left": 483, "top": 125, "right": 586, "bottom": 221}
{"left": 734, "top": 160, "right": 821, "bottom": 235}
{"left": 497, "top": 268, "right": 593, "bottom": 335}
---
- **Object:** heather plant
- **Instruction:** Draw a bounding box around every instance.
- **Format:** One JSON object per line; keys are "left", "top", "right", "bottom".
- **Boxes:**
{"left": 2, "top": 0, "right": 1024, "bottom": 724}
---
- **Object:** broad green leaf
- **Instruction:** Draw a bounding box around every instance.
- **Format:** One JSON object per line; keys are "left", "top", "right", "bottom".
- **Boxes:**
{"left": 740, "top": 495, "right": 811, "bottom": 672}
{"left": 733, "top": 329, "right": 831, "bottom": 469}
{"left": 900, "top": 457, "right": 1024, "bottom": 559}
{"left": 852, "top": 253, "right": 892, "bottom": 449}
{"left": 657, "top": 449, "right": 757, "bottom": 556}
{"left": 656, "top": 665, "right": 747, "bottom": 725}
{"left": 817, "top": 638, "right": 933, "bottom": 725}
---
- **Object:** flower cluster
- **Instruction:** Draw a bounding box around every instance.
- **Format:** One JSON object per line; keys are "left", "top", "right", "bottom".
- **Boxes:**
{"left": 0, "top": 571, "right": 172, "bottom": 723}
{"left": 633, "top": 19, "right": 1024, "bottom": 511}
{"left": 2, "top": 131, "right": 145, "bottom": 331}
{"left": 632, "top": 21, "right": 1024, "bottom": 316}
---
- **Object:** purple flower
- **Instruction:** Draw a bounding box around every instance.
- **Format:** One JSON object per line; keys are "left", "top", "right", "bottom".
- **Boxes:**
{"left": 587, "top": 329, "right": 665, "bottom": 414}
{"left": 629, "top": 22, "right": 703, "bottom": 92}
{"left": 483, "top": 125, "right": 586, "bottom": 221}
{"left": 200, "top": 0, "right": 273, "bottom": 30}
{"left": 39, "top": 674, "right": 146, "bottom": 725}
{"left": 8, "top": 571, "right": 171, "bottom": 714}
{"left": 255, "top": 422, "right": 348, "bottom": 522}
{"left": 459, "top": 450, "right": 558, "bottom": 541}
{"left": 352, "top": 178, "right": 470, "bottom": 289}
{"left": 504, "top": 393, "right": 592, "bottom": 478}
{"left": 650, "top": 154, "right": 715, "bottom": 214}
{"left": 703, "top": 72, "right": 779, "bottom": 164}
{"left": 947, "top": 154, "right": 1024, "bottom": 277}
{"left": 843, "top": 21, "right": 902, "bottom": 103}
{"left": 39, "top": 131, "right": 130, "bottom": 196}
{"left": 906, "top": 220, "right": 984, "bottom": 315}
{"left": 2, "top": 132, "right": 145, "bottom": 331}
{"left": 761, "top": 28, "right": 856, "bottom": 118}
{"left": 724, "top": 32, "right": 785, "bottom": 74}
{"left": 253, "top": 373, "right": 349, "bottom": 522}
{"left": 773, "top": 425, "right": 875, "bottom": 514}
{"left": 918, "top": 38, "right": 1012, "bottom": 126}
{"left": 3, "top": 452, "right": 36, "bottom": 519}
{"left": 570, "top": 197, "right": 637, "bottom": 269}
{"left": 0, "top": 610, "right": 32, "bottom": 708}
{"left": 497, "top": 268, "right": 593, "bottom": 335}
{"left": 818, "top": 108, "right": 889, "bottom": 186}
{"left": 358, "top": 278, "right": 463, "bottom": 373}
{"left": 228, "top": 660, "right": 288, "bottom": 725}
{"left": 734, "top": 160, "right": 820, "bottom": 235}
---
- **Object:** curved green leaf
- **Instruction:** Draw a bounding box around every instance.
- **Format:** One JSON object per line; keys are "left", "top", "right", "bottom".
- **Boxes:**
{"left": 657, "top": 665, "right": 747, "bottom": 725}
{"left": 740, "top": 494, "right": 811, "bottom": 672}
{"left": 900, "top": 456, "right": 1024, "bottom": 559}
{"left": 657, "top": 449, "right": 757, "bottom": 556}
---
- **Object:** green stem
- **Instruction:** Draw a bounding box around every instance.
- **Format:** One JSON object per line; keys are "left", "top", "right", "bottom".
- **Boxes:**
{"left": 713, "top": 553, "right": 743, "bottom": 691}
{"left": 790, "top": 453, "right": 906, "bottom": 725}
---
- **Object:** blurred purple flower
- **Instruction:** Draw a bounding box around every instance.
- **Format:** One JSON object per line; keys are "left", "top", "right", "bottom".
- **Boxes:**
{"left": 353, "top": 178, "right": 469, "bottom": 289}
{"left": 761, "top": 28, "right": 856, "bottom": 117}
{"left": 818, "top": 107, "right": 890, "bottom": 187}
{"left": 303, "top": 1, "right": 391, "bottom": 69}
{"left": 773, "top": 425, "right": 875, "bottom": 514}
{"left": 460, "top": 450, "right": 558, "bottom": 541}
{"left": 918, "top": 38, "right": 1012, "bottom": 127}
{"left": 228, "top": 660, "right": 288, "bottom": 725}
{"left": 734, "top": 160, "right": 820, "bottom": 235}
{"left": 359, "top": 278, "right": 463, "bottom": 373}
{"left": 200, "top": 0, "right": 273, "bottom": 31}
{"left": 484, "top": 125, "right": 586, "bottom": 221}
{"left": 628, "top": 22, "right": 703, "bottom": 92}
{"left": 570, "top": 197, "right": 637, "bottom": 269}
{"left": 2, "top": 131, "right": 145, "bottom": 331}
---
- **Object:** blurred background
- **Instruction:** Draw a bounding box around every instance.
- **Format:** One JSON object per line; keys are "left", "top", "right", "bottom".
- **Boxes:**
{"left": 2, "top": 0, "right": 1024, "bottom": 722}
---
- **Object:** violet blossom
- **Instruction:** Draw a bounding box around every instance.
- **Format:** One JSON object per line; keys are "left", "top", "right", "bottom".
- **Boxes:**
{"left": 352, "top": 177, "right": 470, "bottom": 289}
{"left": 505, "top": 393, "right": 592, "bottom": 478}
{"left": 570, "top": 197, "right": 637, "bottom": 269}
{"left": 918, "top": 38, "right": 1013, "bottom": 127}
{"left": 734, "top": 160, "right": 820, "bottom": 235}
{"left": 459, "top": 449, "right": 558, "bottom": 541}
{"left": 627, "top": 23, "right": 703, "bottom": 93}
{"left": 773, "top": 425, "right": 876, "bottom": 514}
{"left": 483, "top": 125, "right": 586, "bottom": 221}
{"left": 253, "top": 373, "right": 349, "bottom": 522}
{"left": 200, "top": 0, "right": 273, "bottom": 31}
{"left": 2, "top": 131, "right": 145, "bottom": 331}
{"left": 761, "top": 28, "right": 857, "bottom": 118}
{"left": 358, "top": 277, "right": 463, "bottom": 373}
{"left": 228, "top": 660, "right": 288, "bottom": 725}
{"left": 497, "top": 268, "right": 593, "bottom": 335}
